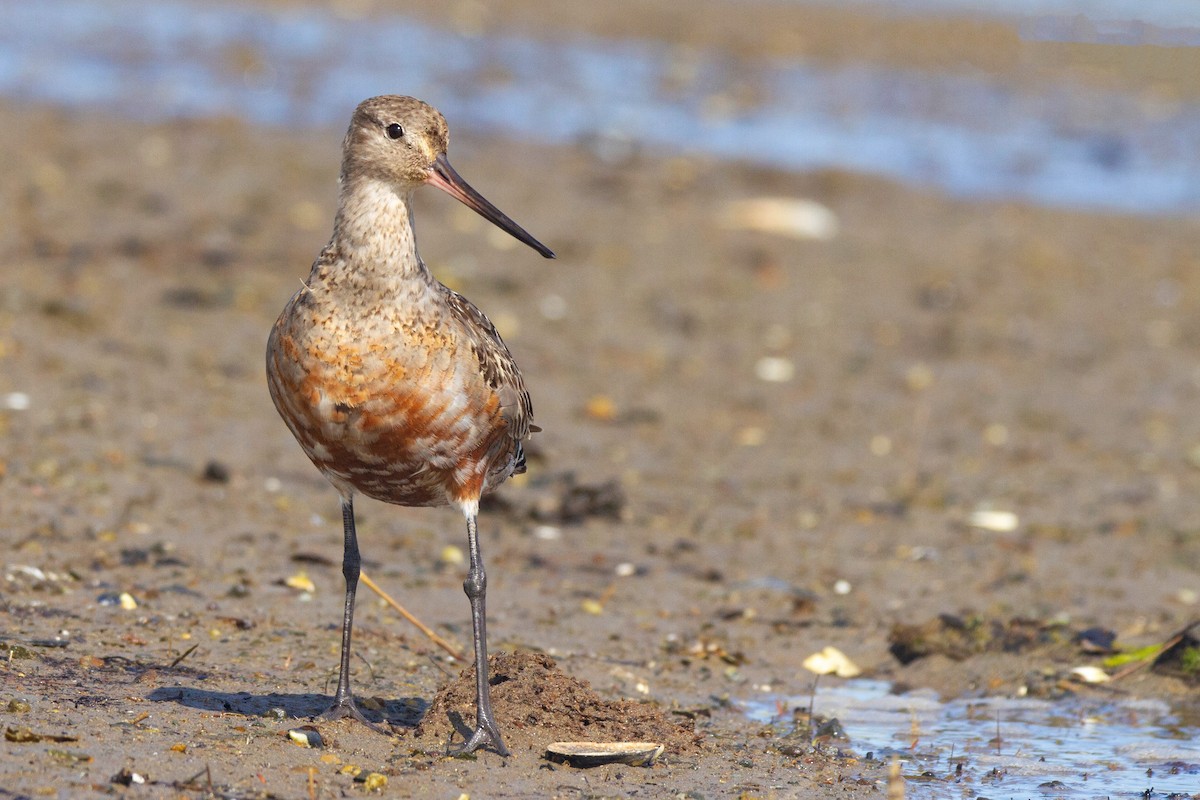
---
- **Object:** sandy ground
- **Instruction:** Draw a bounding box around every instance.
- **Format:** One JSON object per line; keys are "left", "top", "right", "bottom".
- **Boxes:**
{"left": 5, "top": 3, "right": 1200, "bottom": 798}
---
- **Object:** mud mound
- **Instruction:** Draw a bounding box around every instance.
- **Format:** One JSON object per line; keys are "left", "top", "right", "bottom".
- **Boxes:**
{"left": 411, "top": 651, "right": 701, "bottom": 756}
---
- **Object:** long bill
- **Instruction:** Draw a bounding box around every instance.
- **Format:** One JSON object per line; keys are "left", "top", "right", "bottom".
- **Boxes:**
{"left": 427, "top": 154, "right": 556, "bottom": 259}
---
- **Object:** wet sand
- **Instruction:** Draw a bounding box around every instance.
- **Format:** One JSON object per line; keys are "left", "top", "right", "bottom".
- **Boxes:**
{"left": 4, "top": 4, "right": 1200, "bottom": 798}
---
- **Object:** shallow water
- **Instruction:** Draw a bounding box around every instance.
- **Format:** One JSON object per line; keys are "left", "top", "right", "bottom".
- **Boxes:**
{"left": 4, "top": 0, "right": 1200, "bottom": 214}
{"left": 744, "top": 680, "right": 1200, "bottom": 798}
{"left": 810, "top": 0, "right": 1200, "bottom": 29}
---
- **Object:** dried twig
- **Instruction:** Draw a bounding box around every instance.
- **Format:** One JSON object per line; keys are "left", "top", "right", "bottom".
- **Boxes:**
{"left": 1109, "top": 627, "right": 1190, "bottom": 682}
{"left": 167, "top": 644, "right": 199, "bottom": 669}
{"left": 359, "top": 570, "right": 465, "bottom": 662}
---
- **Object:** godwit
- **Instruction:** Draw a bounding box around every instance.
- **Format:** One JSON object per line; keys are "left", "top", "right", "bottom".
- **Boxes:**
{"left": 266, "top": 95, "right": 554, "bottom": 755}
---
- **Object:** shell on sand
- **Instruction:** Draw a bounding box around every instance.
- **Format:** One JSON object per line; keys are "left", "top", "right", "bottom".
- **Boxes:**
{"left": 545, "top": 741, "right": 665, "bottom": 767}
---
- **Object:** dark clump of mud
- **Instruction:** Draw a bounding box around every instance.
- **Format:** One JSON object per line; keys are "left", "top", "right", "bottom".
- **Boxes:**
{"left": 888, "top": 614, "right": 1078, "bottom": 665}
{"left": 411, "top": 651, "right": 702, "bottom": 756}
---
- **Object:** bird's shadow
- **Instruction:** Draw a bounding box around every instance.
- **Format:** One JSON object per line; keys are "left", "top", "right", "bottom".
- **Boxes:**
{"left": 146, "top": 686, "right": 427, "bottom": 729}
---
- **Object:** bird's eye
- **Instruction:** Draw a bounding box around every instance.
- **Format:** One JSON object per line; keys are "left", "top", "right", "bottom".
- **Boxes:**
{"left": 386, "top": 123, "right": 404, "bottom": 140}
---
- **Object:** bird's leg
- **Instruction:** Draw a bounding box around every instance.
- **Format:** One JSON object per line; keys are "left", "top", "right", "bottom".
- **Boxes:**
{"left": 319, "top": 496, "right": 388, "bottom": 733}
{"left": 449, "top": 512, "right": 509, "bottom": 756}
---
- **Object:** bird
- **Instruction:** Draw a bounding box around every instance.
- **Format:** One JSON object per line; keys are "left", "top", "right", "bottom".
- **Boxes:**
{"left": 265, "top": 95, "right": 555, "bottom": 756}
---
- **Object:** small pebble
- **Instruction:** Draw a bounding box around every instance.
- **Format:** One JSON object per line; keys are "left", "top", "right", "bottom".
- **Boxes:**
{"left": 533, "top": 525, "right": 562, "bottom": 541}
{"left": 439, "top": 545, "right": 465, "bottom": 567}
{"left": 968, "top": 509, "right": 1019, "bottom": 532}
{"left": 361, "top": 773, "right": 387, "bottom": 791}
{"left": 118, "top": 592, "right": 138, "bottom": 611}
{"left": 720, "top": 197, "right": 839, "bottom": 241}
{"left": 288, "top": 726, "right": 324, "bottom": 748}
{"left": 585, "top": 395, "right": 617, "bottom": 421}
{"left": 284, "top": 572, "right": 316, "bottom": 593}
{"left": 802, "top": 646, "right": 862, "bottom": 678}
{"left": 11, "top": 565, "right": 48, "bottom": 581}
{"left": 2, "top": 392, "right": 30, "bottom": 411}
{"left": 1070, "top": 666, "right": 1110, "bottom": 684}
{"left": 201, "top": 460, "right": 230, "bottom": 483}
{"left": 755, "top": 356, "right": 794, "bottom": 383}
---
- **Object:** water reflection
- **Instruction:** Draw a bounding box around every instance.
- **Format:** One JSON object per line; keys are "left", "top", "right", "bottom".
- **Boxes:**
{"left": 744, "top": 680, "right": 1200, "bottom": 798}
{"left": 1, "top": 0, "right": 1198, "bottom": 213}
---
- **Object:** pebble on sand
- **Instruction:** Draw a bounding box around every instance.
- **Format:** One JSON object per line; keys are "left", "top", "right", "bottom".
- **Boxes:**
{"left": 802, "top": 646, "right": 862, "bottom": 678}
{"left": 1070, "top": 665, "right": 1110, "bottom": 684}
{"left": 968, "top": 509, "right": 1020, "bottom": 532}
{"left": 284, "top": 572, "right": 316, "bottom": 593}
{"left": 755, "top": 356, "right": 795, "bottom": 383}
{"left": 720, "top": 197, "right": 839, "bottom": 241}
{"left": 2, "top": 392, "right": 30, "bottom": 411}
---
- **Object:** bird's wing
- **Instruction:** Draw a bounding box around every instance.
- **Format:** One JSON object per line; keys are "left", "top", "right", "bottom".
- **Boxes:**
{"left": 441, "top": 288, "right": 534, "bottom": 442}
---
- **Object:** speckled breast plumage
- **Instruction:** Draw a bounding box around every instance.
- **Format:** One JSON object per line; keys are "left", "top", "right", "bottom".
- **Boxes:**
{"left": 266, "top": 273, "right": 529, "bottom": 509}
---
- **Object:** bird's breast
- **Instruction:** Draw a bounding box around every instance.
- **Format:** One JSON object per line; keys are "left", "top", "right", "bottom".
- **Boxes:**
{"left": 267, "top": 301, "right": 510, "bottom": 506}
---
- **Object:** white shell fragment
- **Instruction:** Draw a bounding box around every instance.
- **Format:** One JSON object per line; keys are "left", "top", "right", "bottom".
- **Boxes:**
{"left": 7, "top": 565, "right": 48, "bottom": 581}
{"left": 968, "top": 509, "right": 1020, "bottom": 532}
{"left": 284, "top": 572, "right": 316, "bottom": 593}
{"left": 2, "top": 392, "right": 30, "bottom": 411}
{"left": 721, "top": 197, "right": 839, "bottom": 241}
{"left": 1070, "top": 666, "right": 1111, "bottom": 684}
{"left": 755, "top": 356, "right": 795, "bottom": 383}
{"left": 287, "top": 726, "right": 324, "bottom": 747}
{"left": 545, "top": 741, "right": 664, "bottom": 768}
{"left": 802, "top": 646, "right": 862, "bottom": 678}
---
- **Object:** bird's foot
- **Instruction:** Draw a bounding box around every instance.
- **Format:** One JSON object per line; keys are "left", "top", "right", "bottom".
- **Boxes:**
{"left": 318, "top": 698, "right": 393, "bottom": 736}
{"left": 449, "top": 719, "right": 509, "bottom": 757}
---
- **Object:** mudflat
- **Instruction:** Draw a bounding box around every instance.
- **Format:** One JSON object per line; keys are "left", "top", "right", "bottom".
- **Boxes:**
{"left": 4, "top": 3, "right": 1200, "bottom": 797}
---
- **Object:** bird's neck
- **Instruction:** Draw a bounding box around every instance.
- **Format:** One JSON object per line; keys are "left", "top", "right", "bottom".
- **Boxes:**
{"left": 318, "top": 175, "right": 432, "bottom": 294}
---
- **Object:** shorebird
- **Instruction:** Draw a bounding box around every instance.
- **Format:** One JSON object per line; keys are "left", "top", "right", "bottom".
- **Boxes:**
{"left": 266, "top": 95, "right": 554, "bottom": 755}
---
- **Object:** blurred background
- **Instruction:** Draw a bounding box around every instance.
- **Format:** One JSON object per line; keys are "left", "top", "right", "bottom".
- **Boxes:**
{"left": 4, "top": 1, "right": 1200, "bottom": 795}
{"left": 3, "top": 0, "right": 1200, "bottom": 212}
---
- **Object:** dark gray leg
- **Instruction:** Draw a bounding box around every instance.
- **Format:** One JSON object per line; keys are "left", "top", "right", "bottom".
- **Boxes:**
{"left": 450, "top": 513, "right": 509, "bottom": 755}
{"left": 319, "top": 496, "right": 387, "bottom": 733}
